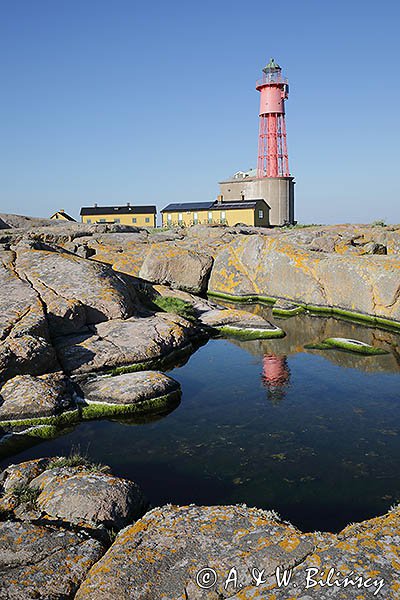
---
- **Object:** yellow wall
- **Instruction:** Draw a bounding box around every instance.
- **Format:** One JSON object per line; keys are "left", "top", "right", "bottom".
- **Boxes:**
{"left": 161, "top": 203, "right": 269, "bottom": 228}
{"left": 81, "top": 213, "right": 156, "bottom": 227}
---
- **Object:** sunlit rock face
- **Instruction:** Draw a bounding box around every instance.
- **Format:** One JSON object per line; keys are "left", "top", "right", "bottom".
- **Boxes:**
{"left": 208, "top": 227, "right": 400, "bottom": 324}
{"left": 75, "top": 503, "right": 400, "bottom": 600}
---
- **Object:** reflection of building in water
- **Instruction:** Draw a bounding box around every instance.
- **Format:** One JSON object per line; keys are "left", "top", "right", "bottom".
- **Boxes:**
{"left": 262, "top": 354, "right": 290, "bottom": 404}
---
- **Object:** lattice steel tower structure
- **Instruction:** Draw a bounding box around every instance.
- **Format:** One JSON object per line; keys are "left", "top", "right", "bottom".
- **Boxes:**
{"left": 256, "top": 58, "right": 290, "bottom": 178}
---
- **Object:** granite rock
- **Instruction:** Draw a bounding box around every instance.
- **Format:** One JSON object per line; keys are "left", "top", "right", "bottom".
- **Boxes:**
{"left": 208, "top": 232, "right": 400, "bottom": 323}
{"left": 30, "top": 468, "right": 146, "bottom": 531}
{"left": 0, "top": 372, "right": 73, "bottom": 422}
{"left": 76, "top": 504, "right": 400, "bottom": 600}
{"left": 55, "top": 312, "right": 198, "bottom": 374}
{"left": 139, "top": 244, "right": 214, "bottom": 293}
{"left": 14, "top": 241, "right": 137, "bottom": 334}
{"left": 0, "top": 520, "right": 105, "bottom": 599}
{"left": 0, "top": 249, "right": 57, "bottom": 381}
{"left": 75, "top": 504, "right": 318, "bottom": 600}
{"left": 79, "top": 371, "right": 180, "bottom": 405}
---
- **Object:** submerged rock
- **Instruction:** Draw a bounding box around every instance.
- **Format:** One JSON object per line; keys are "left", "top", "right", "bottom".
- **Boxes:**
{"left": 0, "top": 521, "right": 105, "bottom": 599}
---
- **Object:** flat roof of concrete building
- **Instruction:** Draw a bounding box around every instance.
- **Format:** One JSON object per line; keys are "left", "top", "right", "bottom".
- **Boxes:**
{"left": 219, "top": 176, "right": 295, "bottom": 184}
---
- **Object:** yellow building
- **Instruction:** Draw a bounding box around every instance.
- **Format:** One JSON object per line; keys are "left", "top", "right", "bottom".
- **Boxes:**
{"left": 80, "top": 203, "right": 157, "bottom": 227}
{"left": 50, "top": 209, "right": 76, "bottom": 222}
{"left": 161, "top": 199, "right": 269, "bottom": 228}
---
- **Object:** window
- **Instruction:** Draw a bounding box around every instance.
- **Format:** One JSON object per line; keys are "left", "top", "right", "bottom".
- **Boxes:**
{"left": 167, "top": 214, "right": 172, "bottom": 222}
{"left": 221, "top": 211, "right": 226, "bottom": 224}
{"left": 99, "top": 218, "right": 106, "bottom": 223}
{"left": 132, "top": 217, "right": 137, "bottom": 223}
{"left": 178, "top": 213, "right": 183, "bottom": 222}
{"left": 193, "top": 212, "right": 198, "bottom": 224}
{"left": 258, "top": 210, "right": 264, "bottom": 219}
{"left": 208, "top": 211, "right": 212, "bottom": 223}
{"left": 87, "top": 219, "right": 91, "bottom": 224}
{"left": 114, "top": 218, "right": 120, "bottom": 224}
{"left": 145, "top": 217, "right": 150, "bottom": 223}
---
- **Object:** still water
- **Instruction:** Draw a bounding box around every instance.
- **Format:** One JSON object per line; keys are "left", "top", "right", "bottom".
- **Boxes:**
{"left": 1, "top": 303, "right": 399, "bottom": 532}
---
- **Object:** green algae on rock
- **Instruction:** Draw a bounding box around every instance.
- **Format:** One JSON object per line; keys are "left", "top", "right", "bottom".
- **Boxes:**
{"left": 217, "top": 324, "right": 285, "bottom": 340}
{"left": 304, "top": 337, "right": 389, "bottom": 355}
{"left": 80, "top": 393, "right": 181, "bottom": 420}
{"left": 272, "top": 299, "right": 305, "bottom": 318}
{"left": 0, "top": 408, "right": 80, "bottom": 433}
{"left": 207, "top": 228, "right": 400, "bottom": 330}
{"left": 210, "top": 291, "right": 400, "bottom": 332}
{"left": 199, "top": 306, "right": 285, "bottom": 340}
{"left": 78, "top": 371, "right": 182, "bottom": 420}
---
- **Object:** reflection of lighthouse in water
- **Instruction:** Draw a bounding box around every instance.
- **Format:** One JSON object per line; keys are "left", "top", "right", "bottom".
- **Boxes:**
{"left": 262, "top": 354, "right": 290, "bottom": 404}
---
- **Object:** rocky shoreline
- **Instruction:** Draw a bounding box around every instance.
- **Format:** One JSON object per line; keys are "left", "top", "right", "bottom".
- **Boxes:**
{"left": 1, "top": 217, "right": 398, "bottom": 431}
{"left": 0, "top": 215, "right": 399, "bottom": 597}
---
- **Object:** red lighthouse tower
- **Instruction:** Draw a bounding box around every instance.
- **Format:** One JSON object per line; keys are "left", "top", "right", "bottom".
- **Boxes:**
{"left": 256, "top": 58, "right": 290, "bottom": 178}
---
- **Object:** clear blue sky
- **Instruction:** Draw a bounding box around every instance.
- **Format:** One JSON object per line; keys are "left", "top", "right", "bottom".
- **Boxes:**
{"left": 1, "top": 0, "right": 399, "bottom": 224}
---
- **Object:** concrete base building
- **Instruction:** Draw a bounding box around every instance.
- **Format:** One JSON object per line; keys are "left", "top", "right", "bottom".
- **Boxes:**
{"left": 219, "top": 169, "right": 295, "bottom": 226}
